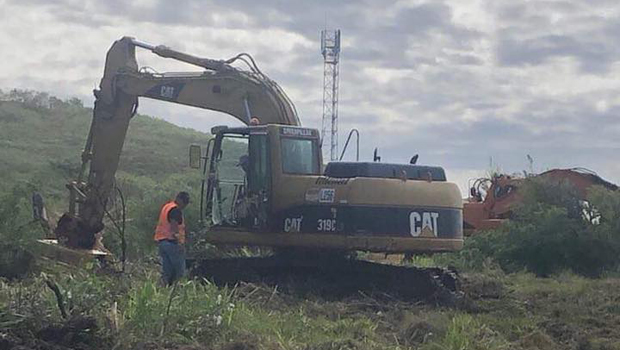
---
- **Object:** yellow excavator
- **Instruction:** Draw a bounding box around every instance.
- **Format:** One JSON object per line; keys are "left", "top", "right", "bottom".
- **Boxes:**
{"left": 54, "top": 36, "right": 463, "bottom": 255}
{"left": 48, "top": 37, "right": 464, "bottom": 298}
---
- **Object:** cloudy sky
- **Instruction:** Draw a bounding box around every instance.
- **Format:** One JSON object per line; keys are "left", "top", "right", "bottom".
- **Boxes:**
{"left": 1, "top": 0, "right": 619, "bottom": 193}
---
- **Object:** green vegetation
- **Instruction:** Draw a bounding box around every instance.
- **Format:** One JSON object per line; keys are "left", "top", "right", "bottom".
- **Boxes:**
{"left": 0, "top": 89, "right": 245, "bottom": 259}
{"left": 0, "top": 89, "right": 207, "bottom": 186}
{"left": 438, "top": 177, "right": 620, "bottom": 277}
{"left": 3, "top": 261, "right": 620, "bottom": 349}
{"left": 2, "top": 90, "right": 620, "bottom": 349}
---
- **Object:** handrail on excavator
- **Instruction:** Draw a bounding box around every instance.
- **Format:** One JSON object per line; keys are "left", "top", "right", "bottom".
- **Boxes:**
{"left": 339, "top": 128, "right": 360, "bottom": 161}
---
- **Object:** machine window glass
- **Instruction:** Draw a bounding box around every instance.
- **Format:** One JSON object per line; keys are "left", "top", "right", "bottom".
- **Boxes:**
{"left": 211, "top": 135, "right": 249, "bottom": 226}
{"left": 281, "top": 137, "right": 319, "bottom": 175}
{"left": 249, "top": 134, "right": 269, "bottom": 193}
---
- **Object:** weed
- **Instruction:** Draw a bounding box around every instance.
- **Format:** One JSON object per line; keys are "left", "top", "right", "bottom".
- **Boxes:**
{"left": 421, "top": 313, "right": 509, "bottom": 350}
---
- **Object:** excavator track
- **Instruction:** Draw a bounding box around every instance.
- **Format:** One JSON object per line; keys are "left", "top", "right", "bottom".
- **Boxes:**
{"left": 189, "top": 255, "right": 463, "bottom": 306}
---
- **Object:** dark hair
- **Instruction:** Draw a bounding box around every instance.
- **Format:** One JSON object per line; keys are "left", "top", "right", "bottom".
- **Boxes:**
{"left": 176, "top": 191, "right": 190, "bottom": 205}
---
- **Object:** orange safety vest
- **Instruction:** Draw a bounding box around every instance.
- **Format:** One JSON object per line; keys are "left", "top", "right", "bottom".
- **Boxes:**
{"left": 154, "top": 201, "right": 186, "bottom": 244}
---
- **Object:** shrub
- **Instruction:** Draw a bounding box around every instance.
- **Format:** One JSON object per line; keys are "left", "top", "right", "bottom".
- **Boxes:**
{"left": 587, "top": 185, "right": 620, "bottom": 235}
{"left": 433, "top": 230, "right": 506, "bottom": 272}
{"left": 454, "top": 177, "right": 620, "bottom": 277}
{"left": 501, "top": 178, "right": 620, "bottom": 276}
{"left": 0, "top": 184, "right": 41, "bottom": 279}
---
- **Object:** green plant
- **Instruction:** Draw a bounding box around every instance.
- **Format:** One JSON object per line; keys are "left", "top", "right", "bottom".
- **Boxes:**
{"left": 120, "top": 277, "right": 235, "bottom": 345}
{"left": 422, "top": 314, "right": 508, "bottom": 350}
{"left": 496, "top": 178, "right": 620, "bottom": 276}
{"left": 451, "top": 177, "right": 620, "bottom": 277}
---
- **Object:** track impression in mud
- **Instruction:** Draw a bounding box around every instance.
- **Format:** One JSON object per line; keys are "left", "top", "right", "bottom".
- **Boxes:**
{"left": 189, "top": 256, "right": 460, "bottom": 304}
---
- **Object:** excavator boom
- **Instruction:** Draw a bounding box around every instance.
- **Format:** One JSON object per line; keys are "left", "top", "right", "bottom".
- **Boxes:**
{"left": 56, "top": 36, "right": 299, "bottom": 248}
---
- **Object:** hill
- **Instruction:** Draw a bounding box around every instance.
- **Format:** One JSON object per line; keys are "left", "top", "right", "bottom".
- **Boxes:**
{"left": 0, "top": 90, "right": 211, "bottom": 194}
{"left": 0, "top": 89, "right": 244, "bottom": 257}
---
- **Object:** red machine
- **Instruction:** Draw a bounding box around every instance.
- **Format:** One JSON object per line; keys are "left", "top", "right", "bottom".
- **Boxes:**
{"left": 463, "top": 168, "right": 618, "bottom": 234}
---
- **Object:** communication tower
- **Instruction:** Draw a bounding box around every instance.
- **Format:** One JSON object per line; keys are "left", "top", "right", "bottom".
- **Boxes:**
{"left": 321, "top": 29, "right": 341, "bottom": 161}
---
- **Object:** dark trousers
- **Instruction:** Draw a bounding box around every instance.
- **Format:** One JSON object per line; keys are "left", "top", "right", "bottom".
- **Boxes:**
{"left": 158, "top": 240, "right": 186, "bottom": 285}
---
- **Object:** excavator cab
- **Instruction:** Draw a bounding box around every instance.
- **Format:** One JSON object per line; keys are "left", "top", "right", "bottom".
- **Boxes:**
{"left": 196, "top": 125, "right": 322, "bottom": 232}
{"left": 190, "top": 124, "right": 463, "bottom": 254}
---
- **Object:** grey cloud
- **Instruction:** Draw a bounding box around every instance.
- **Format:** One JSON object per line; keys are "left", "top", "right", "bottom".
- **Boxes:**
{"left": 498, "top": 34, "right": 618, "bottom": 73}
{"left": 496, "top": 1, "right": 584, "bottom": 24}
{"left": 15, "top": 0, "right": 251, "bottom": 29}
{"left": 468, "top": 102, "right": 504, "bottom": 110}
{"left": 343, "top": 4, "right": 482, "bottom": 68}
{"left": 393, "top": 3, "right": 451, "bottom": 34}
{"left": 203, "top": 0, "right": 363, "bottom": 37}
{"left": 494, "top": 0, "right": 620, "bottom": 73}
{"left": 3, "top": 0, "right": 620, "bottom": 186}
{"left": 379, "top": 110, "right": 619, "bottom": 173}
{"left": 445, "top": 54, "right": 483, "bottom": 66}
{"left": 14, "top": 0, "right": 483, "bottom": 72}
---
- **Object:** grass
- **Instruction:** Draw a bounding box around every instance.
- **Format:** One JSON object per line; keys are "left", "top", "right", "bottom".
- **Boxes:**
{"left": 3, "top": 257, "right": 620, "bottom": 350}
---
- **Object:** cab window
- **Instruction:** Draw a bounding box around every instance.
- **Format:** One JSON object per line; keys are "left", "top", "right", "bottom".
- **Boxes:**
{"left": 248, "top": 134, "right": 269, "bottom": 193}
{"left": 281, "top": 137, "right": 319, "bottom": 175}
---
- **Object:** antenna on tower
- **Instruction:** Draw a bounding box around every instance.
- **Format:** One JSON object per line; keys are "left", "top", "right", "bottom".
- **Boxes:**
{"left": 321, "top": 29, "right": 341, "bottom": 162}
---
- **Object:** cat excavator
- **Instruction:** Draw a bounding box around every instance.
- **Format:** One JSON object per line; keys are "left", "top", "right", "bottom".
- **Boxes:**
{"left": 47, "top": 37, "right": 464, "bottom": 300}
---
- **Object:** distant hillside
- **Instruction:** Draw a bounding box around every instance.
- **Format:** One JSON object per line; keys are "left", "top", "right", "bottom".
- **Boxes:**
{"left": 0, "top": 90, "right": 225, "bottom": 196}
{"left": 0, "top": 89, "right": 244, "bottom": 257}
{"left": 2, "top": 90, "right": 209, "bottom": 178}
{"left": 0, "top": 90, "right": 249, "bottom": 252}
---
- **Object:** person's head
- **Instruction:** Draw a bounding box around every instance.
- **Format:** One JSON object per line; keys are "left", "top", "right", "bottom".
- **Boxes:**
{"left": 175, "top": 191, "right": 190, "bottom": 210}
{"left": 250, "top": 117, "right": 260, "bottom": 126}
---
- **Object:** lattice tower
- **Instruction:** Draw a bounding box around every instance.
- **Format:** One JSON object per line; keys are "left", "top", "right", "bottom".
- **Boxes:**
{"left": 321, "top": 29, "right": 341, "bottom": 161}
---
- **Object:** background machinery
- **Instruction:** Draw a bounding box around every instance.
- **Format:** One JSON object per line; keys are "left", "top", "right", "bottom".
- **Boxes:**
{"left": 464, "top": 168, "right": 618, "bottom": 234}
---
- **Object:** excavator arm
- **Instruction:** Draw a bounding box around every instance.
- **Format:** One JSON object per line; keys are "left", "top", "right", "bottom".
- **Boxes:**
{"left": 56, "top": 36, "right": 300, "bottom": 248}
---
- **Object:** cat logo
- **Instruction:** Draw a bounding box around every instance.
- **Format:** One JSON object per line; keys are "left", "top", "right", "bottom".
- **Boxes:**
{"left": 160, "top": 85, "right": 175, "bottom": 99}
{"left": 409, "top": 211, "right": 439, "bottom": 237}
{"left": 284, "top": 217, "right": 303, "bottom": 232}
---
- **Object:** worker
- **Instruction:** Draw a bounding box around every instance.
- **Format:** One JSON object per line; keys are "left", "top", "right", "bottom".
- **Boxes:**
{"left": 233, "top": 154, "right": 251, "bottom": 223}
{"left": 250, "top": 117, "right": 260, "bottom": 125}
{"left": 154, "top": 191, "right": 190, "bottom": 286}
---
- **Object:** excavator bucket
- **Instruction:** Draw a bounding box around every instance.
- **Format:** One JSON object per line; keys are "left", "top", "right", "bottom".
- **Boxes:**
{"left": 36, "top": 239, "right": 109, "bottom": 267}
{"left": 31, "top": 193, "right": 109, "bottom": 266}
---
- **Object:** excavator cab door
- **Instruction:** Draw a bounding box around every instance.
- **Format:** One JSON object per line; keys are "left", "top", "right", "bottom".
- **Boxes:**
{"left": 205, "top": 132, "right": 249, "bottom": 227}
{"left": 247, "top": 131, "right": 271, "bottom": 228}
{"left": 204, "top": 127, "right": 271, "bottom": 229}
